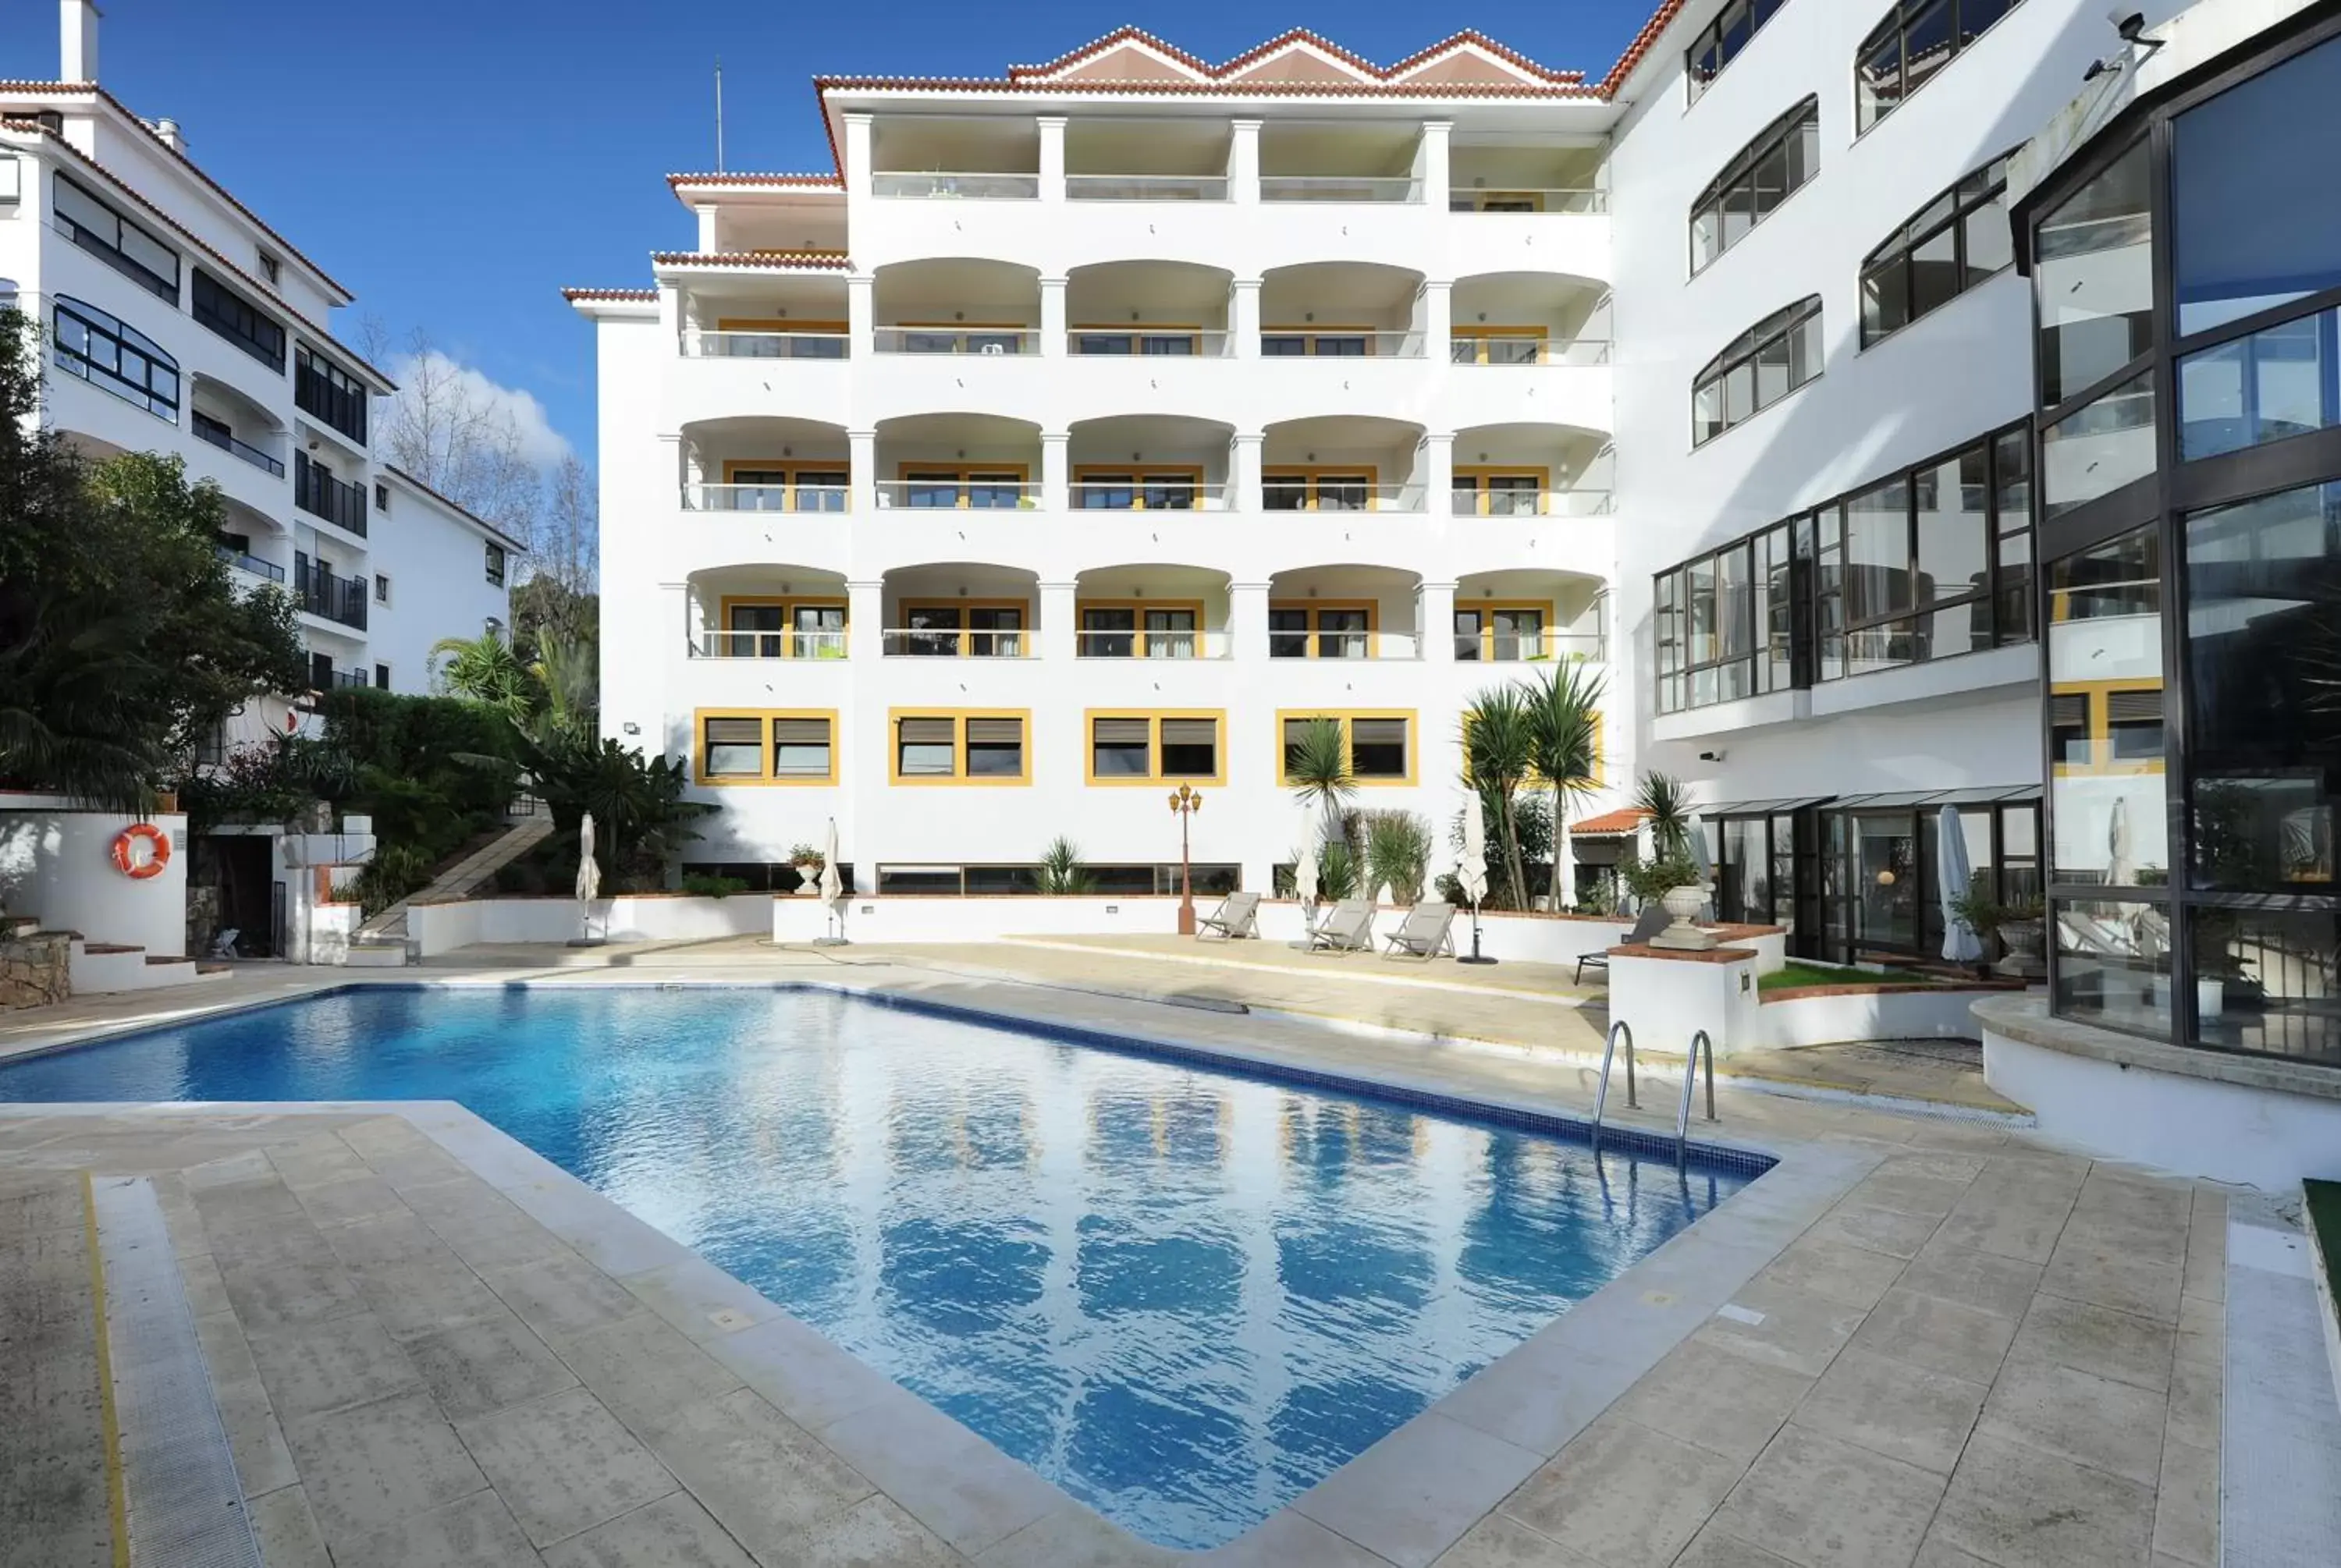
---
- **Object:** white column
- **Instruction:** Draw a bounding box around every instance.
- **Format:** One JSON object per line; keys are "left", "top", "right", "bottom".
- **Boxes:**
{"left": 1041, "top": 431, "right": 1069, "bottom": 512}
{"left": 694, "top": 204, "right": 719, "bottom": 252}
{"left": 843, "top": 112, "right": 874, "bottom": 200}
{"left": 1039, "top": 581, "right": 1078, "bottom": 660}
{"left": 1419, "top": 119, "right": 1452, "bottom": 208}
{"left": 1231, "top": 432, "right": 1263, "bottom": 513}
{"left": 848, "top": 428, "right": 877, "bottom": 516}
{"left": 1230, "top": 119, "right": 1262, "bottom": 205}
{"left": 1423, "top": 431, "right": 1455, "bottom": 518}
{"left": 847, "top": 580, "right": 883, "bottom": 662}
{"left": 662, "top": 579, "right": 692, "bottom": 660}
{"left": 1037, "top": 115, "right": 1067, "bottom": 203}
{"left": 847, "top": 273, "right": 875, "bottom": 358}
{"left": 1418, "top": 580, "right": 1457, "bottom": 663}
{"left": 1229, "top": 581, "right": 1269, "bottom": 662}
{"left": 1231, "top": 278, "right": 1261, "bottom": 360}
{"left": 658, "top": 284, "right": 683, "bottom": 347}
{"left": 1040, "top": 277, "right": 1067, "bottom": 359}
{"left": 1420, "top": 279, "right": 1451, "bottom": 366}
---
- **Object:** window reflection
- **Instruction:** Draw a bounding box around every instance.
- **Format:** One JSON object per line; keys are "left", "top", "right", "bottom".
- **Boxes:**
{"left": 2177, "top": 307, "right": 2337, "bottom": 459}
{"left": 2188, "top": 906, "right": 2341, "bottom": 1066}
{"left": 2048, "top": 527, "right": 2167, "bottom": 885}
{"left": 2054, "top": 898, "right": 2173, "bottom": 1035}
{"left": 2035, "top": 140, "right": 2155, "bottom": 405}
{"left": 2041, "top": 371, "right": 2155, "bottom": 517}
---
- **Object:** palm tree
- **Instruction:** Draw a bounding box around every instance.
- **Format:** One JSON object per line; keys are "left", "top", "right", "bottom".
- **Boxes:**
{"left": 1529, "top": 663, "right": 1606, "bottom": 910}
{"left": 430, "top": 628, "right": 533, "bottom": 722}
{"left": 1285, "top": 717, "right": 1355, "bottom": 846}
{"left": 1462, "top": 684, "right": 1536, "bottom": 908}
{"left": 1635, "top": 768, "right": 1694, "bottom": 860}
{"left": 528, "top": 632, "right": 598, "bottom": 743}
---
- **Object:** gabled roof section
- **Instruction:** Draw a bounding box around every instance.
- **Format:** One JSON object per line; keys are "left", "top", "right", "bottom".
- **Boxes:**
{"left": 649, "top": 250, "right": 851, "bottom": 271}
{"left": 666, "top": 172, "right": 844, "bottom": 190}
{"left": 382, "top": 464, "right": 529, "bottom": 554}
{"left": 1009, "top": 27, "right": 1216, "bottom": 83}
{"left": 561, "top": 286, "right": 657, "bottom": 302}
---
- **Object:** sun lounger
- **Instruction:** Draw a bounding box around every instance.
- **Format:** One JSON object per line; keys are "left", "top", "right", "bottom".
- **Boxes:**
{"left": 1380, "top": 900, "right": 1456, "bottom": 961}
{"left": 1305, "top": 898, "right": 1376, "bottom": 953}
{"left": 1196, "top": 890, "right": 1261, "bottom": 940}
{"left": 1574, "top": 905, "right": 1671, "bottom": 983}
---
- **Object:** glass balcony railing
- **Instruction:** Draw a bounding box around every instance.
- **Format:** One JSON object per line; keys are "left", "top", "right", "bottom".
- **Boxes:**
{"left": 692, "top": 629, "right": 850, "bottom": 659}
{"left": 873, "top": 327, "right": 1039, "bottom": 356}
{"left": 1259, "top": 175, "right": 1421, "bottom": 203}
{"left": 1064, "top": 174, "right": 1230, "bottom": 201}
{"left": 1448, "top": 186, "right": 1607, "bottom": 214}
{"left": 872, "top": 171, "right": 1041, "bottom": 200}
{"left": 681, "top": 329, "right": 849, "bottom": 360}
{"left": 214, "top": 544, "right": 285, "bottom": 583}
{"left": 682, "top": 483, "right": 850, "bottom": 513}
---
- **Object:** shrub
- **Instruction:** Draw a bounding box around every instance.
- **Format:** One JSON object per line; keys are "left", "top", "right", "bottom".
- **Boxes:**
{"left": 1316, "top": 837, "right": 1361, "bottom": 902}
{"left": 1036, "top": 835, "right": 1094, "bottom": 896}
{"left": 680, "top": 872, "right": 750, "bottom": 899}
{"left": 1620, "top": 853, "right": 1702, "bottom": 903}
{"left": 1362, "top": 811, "right": 1433, "bottom": 903}
{"left": 350, "top": 843, "right": 432, "bottom": 917}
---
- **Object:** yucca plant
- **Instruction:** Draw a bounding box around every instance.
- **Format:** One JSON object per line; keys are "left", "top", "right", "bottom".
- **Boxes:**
{"left": 1035, "top": 835, "right": 1093, "bottom": 896}
{"left": 1363, "top": 810, "right": 1433, "bottom": 904}
{"left": 1285, "top": 716, "right": 1355, "bottom": 843}
{"left": 1461, "top": 684, "right": 1537, "bottom": 909}
{"left": 1634, "top": 768, "right": 1694, "bottom": 860}
{"left": 1530, "top": 662, "right": 1606, "bottom": 907}
{"left": 1315, "top": 835, "right": 1361, "bottom": 903}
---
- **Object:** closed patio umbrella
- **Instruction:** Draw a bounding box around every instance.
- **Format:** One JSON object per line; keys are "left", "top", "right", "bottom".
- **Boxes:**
{"left": 1458, "top": 793, "right": 1495, "bottom": 965}
{"left": 2108, "top": 796, "right": 2134, "bottom": 889}
{"left": 1938, "top": 803, "right": 1984, "bottom": 963}
{"left": 1687, "top": 811, "right": 1714, "bottom": 922}
{"left": 816, "top": 818, "right": 846, "bottom": 944}
{"left": 570, "top": 814, "right": 602, "bottom": 947}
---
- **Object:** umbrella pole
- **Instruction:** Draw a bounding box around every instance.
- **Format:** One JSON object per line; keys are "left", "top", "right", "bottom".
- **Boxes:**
{"left": 1458, "top": 899, "right": 1497, "bottom": 965}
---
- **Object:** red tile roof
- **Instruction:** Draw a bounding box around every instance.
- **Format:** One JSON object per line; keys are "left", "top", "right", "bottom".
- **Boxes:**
{"left": 561, "top": 286, "right": 657, "bottom": 302}
{"left": 991, "top": 26, "right": 1586, "bottom": 87}
{"left": 0, "top": 81, "right": 355, "bottom": 302}
{"left": 1570, "top": 807, "right": 1651, "bottom": 837}
{"left": 0, "top": 118, "right": 393, "bottom": 388}
{"left": 1598, "top": 0, "right": 1693, "bottom": 95}
{"left": 648, "top": 250, "right": 851, "bottom": 270}
{"left": 666, "top": 172, "right": 844, "bottom": 190}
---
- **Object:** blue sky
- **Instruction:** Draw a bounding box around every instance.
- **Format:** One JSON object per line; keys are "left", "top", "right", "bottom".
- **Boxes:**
{"left": 3, "top": 1, "right": 1660, "bottom": 466}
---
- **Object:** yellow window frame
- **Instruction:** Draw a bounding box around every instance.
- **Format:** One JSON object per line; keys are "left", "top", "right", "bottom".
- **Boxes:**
{"left": 1263, "top": 465, "right": 1382, "bottom": 512}
{"left": 1462, "top": 709, "right": 1604, "bottom": 787}
{"left": 893, "top": 461, "right": 1032, "bottom": 509}
{"left": 1274, "top": 709, "right": 1419, "bottom": 787}
{"left": 895, "top": 598, "right": 1031, "bottom": 657}
{"left": 692, "top": 708, "right": 840, "bottom": 787}
{"left": 1260, "top": 324, "right": 1383, "bottom": 356}
{"left": 1075, "top": 598, "right": 1208, "bottom": 658}
{"left": 1451, "top": 325, "right": 1550, "bottom": 364}
{"left": 1266, "top": 599, "right": 1380, "bottom": 658}
{"left": 886, "top": 707, "right": 1033, "bottom": 786}
{"left": 1069, "top": 323, "right": 1205, "bottom": 354}
{"left": 1069, "top": 465, "right": 1208, "bottom": 510}
{"left": 1452, "top": 597, "right": 1557, "bottom": 660}
{"left": 1451, "top": 466, "right": 1552, "bottom": 516}
{"left": 2048, "top": 679, "right": 2169, "bottom": 779}
{"left": 714, "top": 594, "right": 850, "bottom": 658}
{"left": 1083, "top": 709, "right": 1227, "bottom": 786}
{"left": 719, "top": 459, "right": 852, "bottom": 514}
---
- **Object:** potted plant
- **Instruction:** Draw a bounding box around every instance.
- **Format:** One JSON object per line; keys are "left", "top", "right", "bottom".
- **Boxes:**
{"left": 787, "top": 843, "right": 826, "bottom": 895}
{"left": 1622, "top": 850, "right": 1707, "bottom": 948}
{"left": 1035, "top": 835, "right": 1094, "bottom": 896}
{"left": 1993, "top": 896, "right": 2048, "bottom": 981}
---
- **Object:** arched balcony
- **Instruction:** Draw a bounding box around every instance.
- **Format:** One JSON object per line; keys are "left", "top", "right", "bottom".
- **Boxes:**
{"left": 1448, "top": 273, "right": 1610, "bottom": 367}
{"left": 1064, "top": 261, "right": 1234, "bottom": 357}
{"left": 677, "top": 273, "right": 851, "bottom": 360}
{"left": 1260, "top": 416, "right": 1428, "bottom": 513}
{"left": 1265, "top": 565, "right": 1426, "bottom": 662}
{"left": 872, "top": 258, "right": 1043, "bottom": 357}
{"left": 1067, "top": 414, "right": 1235, "bottom": 512}
{"left": 873, "top": 413, "right": 1041, "bottom": 510}
{"left": 684, "top": 565, "right": 851, "bottom": 661}
{"left": 880, "top": 564, "right": 1041, "bottom": 659}
{"left": 1450, "top": 423, "right": 1613, "bottom": 519}
{"left": 1258, "top": 263, "right": 1428, "bottom": 358}
{"left": 1452, "top": 569, "right": 1609, "bottom": 665}
{"left": 678, "top": 417, "right": 851, "bottom": 515}
{"left": 1072, "top": 565, "right": 1233, "bottom": 660}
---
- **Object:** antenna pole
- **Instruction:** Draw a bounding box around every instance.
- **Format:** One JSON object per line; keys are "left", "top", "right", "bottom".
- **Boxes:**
{"left": 714, "top": 58, "right": 726, "bottom": 172}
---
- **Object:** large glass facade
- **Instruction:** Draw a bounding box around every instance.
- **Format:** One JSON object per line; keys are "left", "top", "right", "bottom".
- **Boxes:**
{"left": 2024, "top": 9, "right": 2341, "bottom": 1070}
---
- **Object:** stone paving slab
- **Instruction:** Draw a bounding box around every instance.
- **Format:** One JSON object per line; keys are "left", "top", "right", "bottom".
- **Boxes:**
{"left": 0, "top": 959, "right": 2236, "bottom": 1568}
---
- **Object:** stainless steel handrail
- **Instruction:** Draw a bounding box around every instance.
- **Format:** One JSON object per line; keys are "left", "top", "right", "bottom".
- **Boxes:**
{"left": 1592, "top": 1020, "right": 1636, "bottom": 1142}
{"left": 1675, "top": 1029, "right": 1716, "bottom": 1159}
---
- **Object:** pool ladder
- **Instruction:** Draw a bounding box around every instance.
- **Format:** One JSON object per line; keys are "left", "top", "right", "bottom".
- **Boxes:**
{"left": 1591, "top": 1022, "right": 1718, "bottom": 1162}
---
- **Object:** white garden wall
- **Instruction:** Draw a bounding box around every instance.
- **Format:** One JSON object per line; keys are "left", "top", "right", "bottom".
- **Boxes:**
{"left": 0, "top": 799, "right": 190, "bottom": 958}
{"left": 409, "top": 895, "right": 773, "bottom": 956}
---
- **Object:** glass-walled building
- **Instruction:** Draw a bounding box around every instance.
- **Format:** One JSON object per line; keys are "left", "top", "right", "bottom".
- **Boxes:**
{"left": 2014, "top": 5, "right": 2341, "bottom": 1069}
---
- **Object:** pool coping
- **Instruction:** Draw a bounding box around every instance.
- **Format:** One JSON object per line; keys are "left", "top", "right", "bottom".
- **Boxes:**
{"left": 0, "top": 971, "right": 1880, "bottom": 1565}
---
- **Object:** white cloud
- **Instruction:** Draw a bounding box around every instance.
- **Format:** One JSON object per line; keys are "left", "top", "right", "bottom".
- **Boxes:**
{"left": 385, "top": 349, "right": 573, "bottom": 470}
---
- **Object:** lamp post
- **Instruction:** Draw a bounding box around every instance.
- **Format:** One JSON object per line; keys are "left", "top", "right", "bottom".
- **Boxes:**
{"left": 1169, "top": 783, "right": 1202, "bottom": 935}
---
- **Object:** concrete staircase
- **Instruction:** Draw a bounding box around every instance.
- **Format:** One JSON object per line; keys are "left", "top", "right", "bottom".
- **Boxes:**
{"left": 6, "top": 913, "right": 222, "bottom": 997}
{"left": 348, "top": 804, "right": 555, "bottom": 967}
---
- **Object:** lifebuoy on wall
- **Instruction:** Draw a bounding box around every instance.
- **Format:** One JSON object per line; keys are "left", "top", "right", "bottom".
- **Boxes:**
{"left": 112, "top": 823, "right": 172, "bottom": 880}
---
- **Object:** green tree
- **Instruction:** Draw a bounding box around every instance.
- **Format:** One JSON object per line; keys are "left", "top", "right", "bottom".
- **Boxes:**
{"left": 0, "top": 307, "right": 306, "bottom": 807}
{"left": 1634, "top": 768, "right": 1694, "bottom": 859}
{"left": 428, "top": 626, "right": 534, "bottom": 722}
{"left": 1285, "top": 717, "right": 1355, "bottom": 846}
{"left": 1461, "top": 684, "right": 1537, "bottom": 908}
{"left": 1529, "top": 663, "right": 1607, "bottom": 908}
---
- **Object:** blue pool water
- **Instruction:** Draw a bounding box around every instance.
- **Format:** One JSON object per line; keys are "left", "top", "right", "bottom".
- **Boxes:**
{"left": 0, "top": 986, "right": 1759, "bottom": 1548}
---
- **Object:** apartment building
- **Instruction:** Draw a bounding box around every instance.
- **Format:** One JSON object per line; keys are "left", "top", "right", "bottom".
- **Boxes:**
{"left": 0, "top": 1, "right": 517, "bottom": 710}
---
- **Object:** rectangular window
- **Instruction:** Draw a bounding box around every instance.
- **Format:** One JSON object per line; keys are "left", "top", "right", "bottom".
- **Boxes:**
{"left": 294, "top": 345, "right": 368, "bottom": 444}
{"left": 191, "top": 270, "right": 286, "bottom": 371}
{"left": 2035, "top": 139, "right": 2155, "bottom": 406}
{"left": 1085, "top": 713, "right": 1223, "bottom": 783}
{"left": 694, "top": 711, "right": 836, "bottom": 785}
{"left": 374, "top": 573, "right": 390, "bottom": 604}
{"left": 485, "top": 543, "right": 507, "bottom": 587}
{"left": 702, "top": 716, "right": 766, "bottom": 780}
{"left": 51, "top": 296, "right": 178, "bottom": 420}
{"left": 771, "top": 717, "right": 833, "bottom": 779}
{"left": 374, "top": 663, "right": 391, "bottom": 690}
{"left": 1279, "top": 713, "right": 1413, "bottom": 785}
{"left": 53, "top": 173, "right": 179, "bottom": 300}
{"left": 891, "top": 712, "right": 1028, "bottom": 784}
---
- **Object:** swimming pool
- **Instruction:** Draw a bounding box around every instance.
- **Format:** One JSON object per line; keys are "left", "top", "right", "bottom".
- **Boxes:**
{"left": 0, "top": 985, "right": 1762, "bottom": 1548}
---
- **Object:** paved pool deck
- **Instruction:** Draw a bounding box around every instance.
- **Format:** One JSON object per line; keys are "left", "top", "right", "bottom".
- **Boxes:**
{"left": 0, "top": 952, "right": 2242, "bottom": 1566}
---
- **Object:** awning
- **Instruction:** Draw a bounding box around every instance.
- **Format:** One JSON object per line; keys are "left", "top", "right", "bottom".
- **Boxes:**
{"left": 1831, "top": 785, "right": 2043, "bottom": 811}
{"left": 1568, "top": 807, "right": 1649, "bottom": 837}
{"left": 1700, "top": 795, "right": 1838, "bottom": 817}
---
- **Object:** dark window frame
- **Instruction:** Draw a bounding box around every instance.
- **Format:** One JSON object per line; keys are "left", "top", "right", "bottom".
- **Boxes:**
{"left": 190, "top": 268, "right": 286, "bottom": 371}
{"left": 484, "top": 542, "right": 507, "bottom": 587}
{"left": 1652, "top": 519, "right": 1802, "bottom": 713}
{"left": 1689, "top": 96, "right": 1820, "bottom": 275}
{"left": 52, "top": 172, "right": 179, "bottom": 300}
{"left": 1856, "top": 0, "right": 2027, "bottom": 134}
{"left": 1686, "top": 0, "right": 1789, "bottom": 102}
{"left": 1860, "top": 150, "right": 2018, "bottom": 347}
{"left": 293, "top": 344, "right": 368, "bottom": 444}
{"left": 51, "top": 295, "right": 178, "bottom": 420}
{"left": 1692, "top": 295, "right": 1824, "bottom": 445}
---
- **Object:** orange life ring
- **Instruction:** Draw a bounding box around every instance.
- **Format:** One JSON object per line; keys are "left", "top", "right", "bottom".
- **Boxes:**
{"left": 112, "top": 823, "right": 171, "bottom": 880}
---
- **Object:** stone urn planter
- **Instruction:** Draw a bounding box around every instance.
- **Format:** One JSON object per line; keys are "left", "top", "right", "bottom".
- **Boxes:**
{"left": 1648, "top": 883, "right": 1718, "bottom": 951}
{"left": 1994, "top": 917, "right": 2047, "bottom": 981}
{"left": 791, "top": 860, "right": 825, "bottom": 895}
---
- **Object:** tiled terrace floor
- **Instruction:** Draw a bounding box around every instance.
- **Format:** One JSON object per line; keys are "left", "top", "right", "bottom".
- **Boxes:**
{"left": 0, "top": 956, "right": 2237, "bottom": 1566}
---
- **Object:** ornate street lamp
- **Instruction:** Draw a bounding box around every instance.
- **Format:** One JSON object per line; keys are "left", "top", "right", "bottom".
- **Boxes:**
{"left": 1169, "top": 783, "right": 1202, "bottom": 935}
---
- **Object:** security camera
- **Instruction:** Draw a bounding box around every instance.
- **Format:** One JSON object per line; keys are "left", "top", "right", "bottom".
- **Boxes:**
{"left": 1697, "top": 749, "right": 1727, "bottom": 762}
{"left": 2108, "top": 9, "right": 2147, "bottom": 41}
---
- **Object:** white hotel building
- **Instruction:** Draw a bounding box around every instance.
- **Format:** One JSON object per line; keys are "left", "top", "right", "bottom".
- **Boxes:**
{"left": 1, "top": 2, "right": 521, "bottom": 705}
{"left": 574, "top": 5, "right": 2149, "bottom": 937}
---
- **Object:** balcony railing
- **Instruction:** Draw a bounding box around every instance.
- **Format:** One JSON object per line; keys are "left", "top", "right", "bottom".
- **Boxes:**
{"left": 1259, "top": 331, "right": 1426, "bottom": 359}
{"left": 873, "top": 327, "right": 1039, "bottom": 356}
{"left": 1454, "top": 629, "right": 1607, "bottom": 663}
{"left": 683, "top": 483, "right": 850, "bottom": 513}
{"left": 293, "top": 557, "right": 368, "bottom": 630}
{"left": 1271, "top": 631, "right": 1423, "bottom": 661}
{"left": 293, "top": 453, "right": 368, "bottom": 536}
{"left": 872, "top": 171, "right": 1040, "bottom": 200}
{"left": 881, "top": 628, "right": 1031, "bottom": 658}
{"left": 1448, "top": 186, "right": 1607, "bottom": 214}
{"left": 1454, "top": 488, "right": 1615, "bottom": 518}
{"left": 214, "top": 545, "right": 285, "bottom": 583}
{"left": 875, "top": 479, "right": 1039, "bottom": 509}
{"left": 1067, "top": 329, "right": 1232, "bottom": 357}
{"left": 1069, "top": 481, "right": 1231, "bottom": 511}
{"left": 1263, "top": 484, "right": 1428, "bottom": 513}
{"left": 193, "top": 417, "right": 285, "bottom": 476}
{"left": 1076, "top": 630, "right": 1232, "bottom": 659}
{"left": 1259, "top": 175, "right": 1421, "bottom": 203}
{"left": 329, "top": 669, "right": 370, "bottom": 689}
{"left": 1449, "top": 335, "right": 1612, "bottom": 367}
{"left": 681, "top": 329, "right": 849, "bottom": 360}
{"left": 1065, "top": 174, "right": 1230, "bottom": 201}
{"left": 692, "top": 630, "right": 851, "bottom": 659}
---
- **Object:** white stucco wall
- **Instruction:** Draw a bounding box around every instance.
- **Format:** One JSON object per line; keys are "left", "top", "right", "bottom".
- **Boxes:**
{"left": 0, "top": 804, "right": 190, "bottom": 957}
{"left": 368, "top": 472, "right": 519, "bottom": 695}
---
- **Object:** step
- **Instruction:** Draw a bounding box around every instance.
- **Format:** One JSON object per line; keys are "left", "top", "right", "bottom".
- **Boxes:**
{"left": 83, "top": 942, "right": 143, "bottom": 956}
